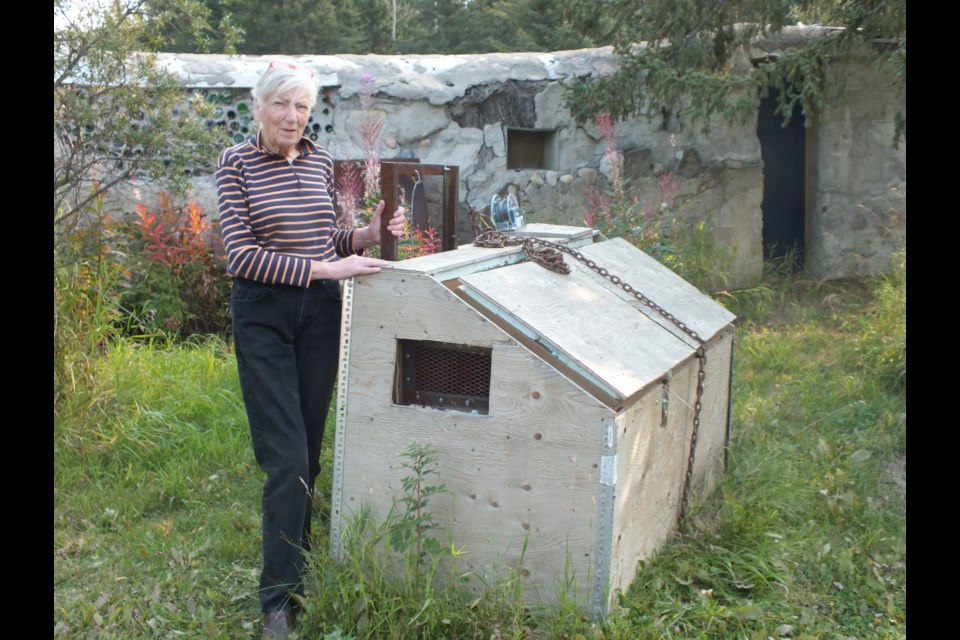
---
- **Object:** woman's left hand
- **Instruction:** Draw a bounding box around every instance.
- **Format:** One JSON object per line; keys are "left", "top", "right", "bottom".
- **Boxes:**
{"left": 365, "top": 199, "right": 407, "bottom": 245}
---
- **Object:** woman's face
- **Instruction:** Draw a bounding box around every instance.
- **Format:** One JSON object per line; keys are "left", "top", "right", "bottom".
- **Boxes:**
{"left": 257, "top": 87, "right": 312, "bottom": 156}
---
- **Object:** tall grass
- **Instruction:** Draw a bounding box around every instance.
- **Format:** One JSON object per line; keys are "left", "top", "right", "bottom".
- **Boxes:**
{"left": 54, "top": 337, "right": 265, "bottom": 639}
{"left": 54, "top": 255, "right": 906, "bottom": 639}
{"left": 855, "top": 250, "right": 906, "bottom": 393}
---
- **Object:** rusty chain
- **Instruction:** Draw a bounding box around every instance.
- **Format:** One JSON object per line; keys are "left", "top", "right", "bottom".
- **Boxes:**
{"left": 474, "top": 229, "right": 707, "bottom": 524}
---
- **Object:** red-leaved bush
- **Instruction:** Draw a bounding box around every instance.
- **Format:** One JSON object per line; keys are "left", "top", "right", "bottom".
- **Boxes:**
{"left": 120, "top": 193, "right": 230, "bottom": 337}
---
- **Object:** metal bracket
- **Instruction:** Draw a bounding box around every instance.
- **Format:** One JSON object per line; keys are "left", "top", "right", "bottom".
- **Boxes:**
{"left": 592, "top": 417, "right": 618, "bottom": 620}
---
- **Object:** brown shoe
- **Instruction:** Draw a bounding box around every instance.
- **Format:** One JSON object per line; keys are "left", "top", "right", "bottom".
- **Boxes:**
{"left": 261, "top": 609, "right": 296, "bottom": 640}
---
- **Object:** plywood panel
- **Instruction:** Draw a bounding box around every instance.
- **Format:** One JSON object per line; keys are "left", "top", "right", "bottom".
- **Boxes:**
{"left": 577, "top": 237, "right": 736, "bottom": 340}
{"left": 461, "top": 261, "right": 694, "bottom": 399}
{"left": 382, "top": 226, "right": 597, "bottom": 279}
{"left": 507, "top": 223, "right": 596, "bottom": 240}
{"left": 608, "top": 362, "right": 699, "bottom": 601}
{"left": 385, "top": 242, "right": 522, "bottom": 276}
{"left": 686, "top": 330, "right": 734, "bottom": 503}
{"left": 335, "top": 271, "right": 615, "bottom": 608}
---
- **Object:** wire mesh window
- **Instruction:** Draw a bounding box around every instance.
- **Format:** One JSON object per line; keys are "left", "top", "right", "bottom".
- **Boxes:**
{"left": 395, "top": 340, "right": 492, "bottom": 414}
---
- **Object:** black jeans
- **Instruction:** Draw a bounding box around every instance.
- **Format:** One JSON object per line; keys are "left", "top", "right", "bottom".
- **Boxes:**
{"left": 230, "top": 277, "right": 342, "bottom": 615}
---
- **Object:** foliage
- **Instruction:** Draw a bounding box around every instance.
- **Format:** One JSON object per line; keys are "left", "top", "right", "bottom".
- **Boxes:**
{"left": 301, "top": 507, "right": 537, "bottom": 639}
{"left": 116, "top": 194, "right": 231, "bottom": 338}
{"left": 853, "top": 250, "right": 906, "bottom": 393}
{"left": 54, "top": 0, "right": 237, "bottom": 414}
{"left": 54, "top": 337, "right": 263, "bottom": 639}
{"left": 583, "top": 113, "right": 733, "bottom": 293}
{"left": 54, "top": 191, "right": 230, "bottom": 418}
{"left": 615, "top": 268, "right": 907, "bottom": 639}
{"left": 387, "top": 444, "right": 450, "bottom": 587}
{"left": 562, "top": 0, "right": 906, "bottom": 144}
{"left": 299, "top": 443, "right": 548, "bottom": 639}
{"left": 54, "top": 0, "right": 236, "bottom": 251}
{"left": 398, "top": 0, "right": 595, "bottom": 54}
{"left": 179, "top": 0, "right": 595, "bottom": 55}
{"left": 54, "top": 192, "right": 127, "bottom": 418}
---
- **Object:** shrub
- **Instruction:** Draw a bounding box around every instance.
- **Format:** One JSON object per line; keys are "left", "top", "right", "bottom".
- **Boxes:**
{"left": 115, "top": 193, "right": 231, "bottom": 338}
{"left": 54, "top": 189, "right": 130, "bottom": 417}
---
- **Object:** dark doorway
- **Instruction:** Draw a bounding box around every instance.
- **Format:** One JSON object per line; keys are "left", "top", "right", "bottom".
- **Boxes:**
{"left": 757, "top": 88, "right": 806, "bottom": 269}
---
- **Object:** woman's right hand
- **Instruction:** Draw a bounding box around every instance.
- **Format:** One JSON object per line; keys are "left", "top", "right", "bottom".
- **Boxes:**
{"left": 310, "top": 255, "right": 390, "bottom": 281}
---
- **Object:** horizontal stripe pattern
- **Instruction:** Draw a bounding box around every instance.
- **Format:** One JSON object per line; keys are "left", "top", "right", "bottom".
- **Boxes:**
{"left": 217, "top": 133, "right": 357, "bottom": 287}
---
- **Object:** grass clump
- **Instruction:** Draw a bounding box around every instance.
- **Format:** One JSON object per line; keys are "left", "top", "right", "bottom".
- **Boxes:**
{"left": 854, "top": 250, "right": 906, "bottom": 394}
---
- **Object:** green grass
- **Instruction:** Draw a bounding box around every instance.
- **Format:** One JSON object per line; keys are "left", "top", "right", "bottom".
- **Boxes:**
{"left": 54, "top": 337, "right": 266, "bottom": 639}
{"left": 54, "top": 261, "right": 905, "bottom": 639}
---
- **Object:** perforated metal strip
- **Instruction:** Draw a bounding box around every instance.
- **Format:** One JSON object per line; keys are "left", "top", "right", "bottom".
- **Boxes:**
{"left": 329, "top": 277, "right": 354, "bottom": 558}
{"left": 592, "top": 417, "right": 618, "bottom": 619}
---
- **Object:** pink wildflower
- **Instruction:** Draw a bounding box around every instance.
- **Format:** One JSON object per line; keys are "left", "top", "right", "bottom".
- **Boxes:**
{"left": 336, "top": 161, "right": 364, "bottom": 228}
{"left": 595, "top": 112, "right": 624, "bottom": 195}
{"left": 359, "top": 73, "right": 376, "bottom": 111}
{"left": 595, "top": 112, "right": 616, "bottom": 149}
{"left": 656, "top": 171, "right": 681, "bottom": 210}
{"left": 583, "top": 184, "right": 611, "bottom": 227}
{"left": 359, "top": 114, "right": 384, "bottom": 201}
{"left": 356, "top": 70, "right": 384, "bottom": 201}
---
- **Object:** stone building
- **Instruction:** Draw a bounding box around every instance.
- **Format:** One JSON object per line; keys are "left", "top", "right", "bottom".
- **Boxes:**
{"left": 153, "top": 27, "right": 904, "bottom": 288}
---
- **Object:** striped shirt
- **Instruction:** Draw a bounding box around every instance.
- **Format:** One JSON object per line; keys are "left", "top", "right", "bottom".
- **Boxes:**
{"left": 217, "top": 132, "right": 358, "bottom": 287}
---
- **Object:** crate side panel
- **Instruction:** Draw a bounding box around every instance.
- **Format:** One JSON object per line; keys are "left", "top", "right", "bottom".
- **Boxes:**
{"left": 348, "top": 270, "right": 506, "bottom": 351}
{"left": 331, "top": 269, "right": 512, "bottom": 555}
{"left": 686, "top": 330, "right": 734, "bottom": 505}
{"left": 340, "top": 346, "right": 612, "bottom": 608}
{"left": 337, "top": 272, "right": 613, "bottom": 608}
{"left": 609, "top": 362, "right": 699, "bottom": 600}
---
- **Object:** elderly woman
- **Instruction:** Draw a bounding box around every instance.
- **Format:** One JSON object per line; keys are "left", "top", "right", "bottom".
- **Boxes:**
{"left": 216, "top": 61, "right": 406, "bottom": 639}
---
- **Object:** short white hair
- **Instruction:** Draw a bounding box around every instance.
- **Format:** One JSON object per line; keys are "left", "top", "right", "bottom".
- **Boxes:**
{"left": 251, "top": 61, "right": 320, "bottom": 118}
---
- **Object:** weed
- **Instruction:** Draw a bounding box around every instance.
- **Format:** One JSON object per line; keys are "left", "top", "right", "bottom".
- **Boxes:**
{"left": 582, "top": 113, "right": 734, "bottom": 293}
{"left": 298, "top": 444, "right": 556, "bottom": 639}
{"left": 389, "top": 443, "right": 449, "bottom": 588}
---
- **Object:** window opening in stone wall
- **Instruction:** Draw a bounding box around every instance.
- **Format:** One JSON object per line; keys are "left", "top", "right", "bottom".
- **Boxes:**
{"left": 506, "top": 128, "right": 558, "bottom": 170}
{"left": 395, "top": 339, "right": 492, "bottom": 414}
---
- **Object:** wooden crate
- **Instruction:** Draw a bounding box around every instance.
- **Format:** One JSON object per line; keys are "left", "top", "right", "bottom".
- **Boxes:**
{"left": 330, "top": 224, "right": 736, "bottom": 616}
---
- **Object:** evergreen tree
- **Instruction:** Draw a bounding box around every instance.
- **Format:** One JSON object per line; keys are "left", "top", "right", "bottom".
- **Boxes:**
{"left": 327, "top": 0, "right": 399, "bottom": 53}
{"left": 218, "top": 0, "right": 344, "bottom": 54}
{"left": 562, "top": 0, "right": 906, "bottom": 143}
{"left": 516, "top": 0, "right": 594, "bottom": 52}
{"left": 399, "top": 0, "right": 465, "bottom": 53}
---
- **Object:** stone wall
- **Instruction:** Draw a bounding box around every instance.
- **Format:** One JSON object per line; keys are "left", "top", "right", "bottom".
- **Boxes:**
{"left": 147, "top": 32, "right": 903, "bottom": 289}
{"left": 808, "top": 56, "right": 907, "bottom": 280}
